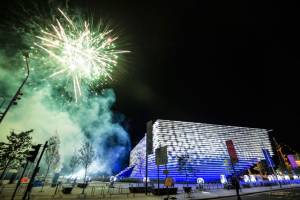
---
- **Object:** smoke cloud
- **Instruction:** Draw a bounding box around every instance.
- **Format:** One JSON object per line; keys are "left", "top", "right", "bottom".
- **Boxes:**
{"left": 0, "top": 2, "right": 131, "bottom": 176}
{"left": 0, "top": 73, "right": 131, "bottom": 176}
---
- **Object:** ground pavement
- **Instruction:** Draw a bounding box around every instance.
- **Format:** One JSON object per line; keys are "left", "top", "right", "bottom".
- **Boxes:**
{"left": 0, "top": 182, "right": 299, "bottom": 200}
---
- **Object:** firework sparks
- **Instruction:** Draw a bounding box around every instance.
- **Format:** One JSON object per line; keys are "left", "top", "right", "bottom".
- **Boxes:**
{"left": 35, "top": 9, "right": 129, "bottom": 102}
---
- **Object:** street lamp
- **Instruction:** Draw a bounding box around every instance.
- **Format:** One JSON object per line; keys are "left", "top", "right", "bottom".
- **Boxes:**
{"left": 0, "top": 97, "right": 5, "bottom": 110}
{"left": 0, "top": 52, "right": 30, "bottom": 124}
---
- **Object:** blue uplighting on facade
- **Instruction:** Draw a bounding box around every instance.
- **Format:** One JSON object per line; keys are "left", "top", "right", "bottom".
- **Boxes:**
{"left": 119, "top": 120, "right": 273, "bottom": 183}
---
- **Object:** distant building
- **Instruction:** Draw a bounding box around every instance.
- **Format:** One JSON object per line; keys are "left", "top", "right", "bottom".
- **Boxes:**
{"left": 118, "top": 119, "right": 273, "bottom": 182}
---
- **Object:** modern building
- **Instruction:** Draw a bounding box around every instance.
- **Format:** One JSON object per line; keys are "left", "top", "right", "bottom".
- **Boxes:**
{"left": 118, "top": 119, "right": 273, "bottom": 182}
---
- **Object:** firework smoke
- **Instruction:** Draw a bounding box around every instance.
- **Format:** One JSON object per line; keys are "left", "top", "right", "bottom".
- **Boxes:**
{"left": 0, "top": 2, "right": 130, "bottom": 176}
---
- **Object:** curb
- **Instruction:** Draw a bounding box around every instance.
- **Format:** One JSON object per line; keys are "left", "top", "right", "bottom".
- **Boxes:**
{"left": 194, "top": 185, "right": 300, "bottom": 200}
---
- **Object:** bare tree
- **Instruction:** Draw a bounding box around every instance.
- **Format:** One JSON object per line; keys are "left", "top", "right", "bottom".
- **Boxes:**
{"left": 78, "top": 141, "right": 95, "bottom": 194}
{"left": 136, "top": 151, "right": 144, "bottom": 178}
{"left": 177, "top": 154, "right": 193, "bottom": 187}
{"left": 41, "top": 135, "right": 60, "bottom": 191}
{"left": 69, "top": 153, "right": 79, "bottom": 175}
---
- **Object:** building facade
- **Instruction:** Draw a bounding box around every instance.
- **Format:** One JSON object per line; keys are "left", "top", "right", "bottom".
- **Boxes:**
{"left": 120, "top": 119, "right": 273, "bottom": 182}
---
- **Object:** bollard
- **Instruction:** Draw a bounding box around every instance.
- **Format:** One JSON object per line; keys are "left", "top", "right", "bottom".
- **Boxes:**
{"left": 91, "top": 186, "right": 95, "bottom": 196}
{"left": 54, "top": 183, "right": 59, "bottom": 195}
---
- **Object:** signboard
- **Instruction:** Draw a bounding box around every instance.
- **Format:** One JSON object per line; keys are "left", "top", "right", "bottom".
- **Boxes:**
{"left": 146, "top": 121, "right": 153, "bottom": 154}
{"left": 164, "top": 177, "right": 173, "bottom": 187}
{"left": 262, "top": 149, "right": 275, "bottom": 168}
{"left": 20, "top": 177, "right": 29, "bottom": 183}
{"left": 143, "top": 177, "right": 150, "bottom": 183}
{"left": 155, "top": 146, "right": 168, "bottom": 165}
{"left": 225, "top": 140, "right": 238, "bottom": 163}
{"left": 287, "top": 154, "right": 299, "bottom": 169}
{"left": 197, "top": 178, "right": 205, "bottom": 184}
{"left": 52, "top": 173, "right": 60, "bottom": 185}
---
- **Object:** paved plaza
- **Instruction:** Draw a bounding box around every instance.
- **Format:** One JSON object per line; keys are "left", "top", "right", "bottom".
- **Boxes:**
{"left": 1, "top": 181, "right": 300, "bottom": 200}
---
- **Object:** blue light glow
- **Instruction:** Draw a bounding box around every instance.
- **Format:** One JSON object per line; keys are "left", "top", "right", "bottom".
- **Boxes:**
{"left": 119, "top": 120, "right": 273, "bottom": 183}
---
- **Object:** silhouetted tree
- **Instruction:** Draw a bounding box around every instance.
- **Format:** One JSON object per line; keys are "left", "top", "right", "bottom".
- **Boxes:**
{"left": 78, "top": 141, "right": 95, "bottom": 194}
{"left": 69, "top": 152, "right": 79, "bottom": 175}
{"left": 41, "top": 135, "right": 60, "bottom": 191}
{"left": 177, "top": 154, "right": 193, "bottom": 187}
{"left": 254, "top": 160, "right": 268, "bottom": 176}
{"left": 0, "top": 130, "right": 33, "bottom": 180}
{"left": 136, "top": 151, "right": 145, "bottom": 178}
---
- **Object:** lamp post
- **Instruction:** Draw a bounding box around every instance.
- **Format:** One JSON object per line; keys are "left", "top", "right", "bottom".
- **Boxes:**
{"left": 0, "top": 52, "right": 30, "bottom": 124}
{"left": 22, "top": 141, "right": 48, "bottom": 200}
{"left": 0, "top": 97, "right": 5, "bottom": 109}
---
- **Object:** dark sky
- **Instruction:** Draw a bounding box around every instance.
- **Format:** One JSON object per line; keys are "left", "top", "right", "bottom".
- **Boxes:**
{"left": 1, "top": 1, "right": 300, "bottom": 152}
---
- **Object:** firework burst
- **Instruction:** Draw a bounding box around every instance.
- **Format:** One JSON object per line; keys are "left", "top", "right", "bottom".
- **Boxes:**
{"left": 34, "top": 9, "right": 129, "bottom": 102}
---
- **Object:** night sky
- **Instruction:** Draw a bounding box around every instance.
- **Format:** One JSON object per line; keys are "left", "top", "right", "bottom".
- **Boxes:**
{"left": 1, "top": 1, "right": 300, "bottom": 152}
